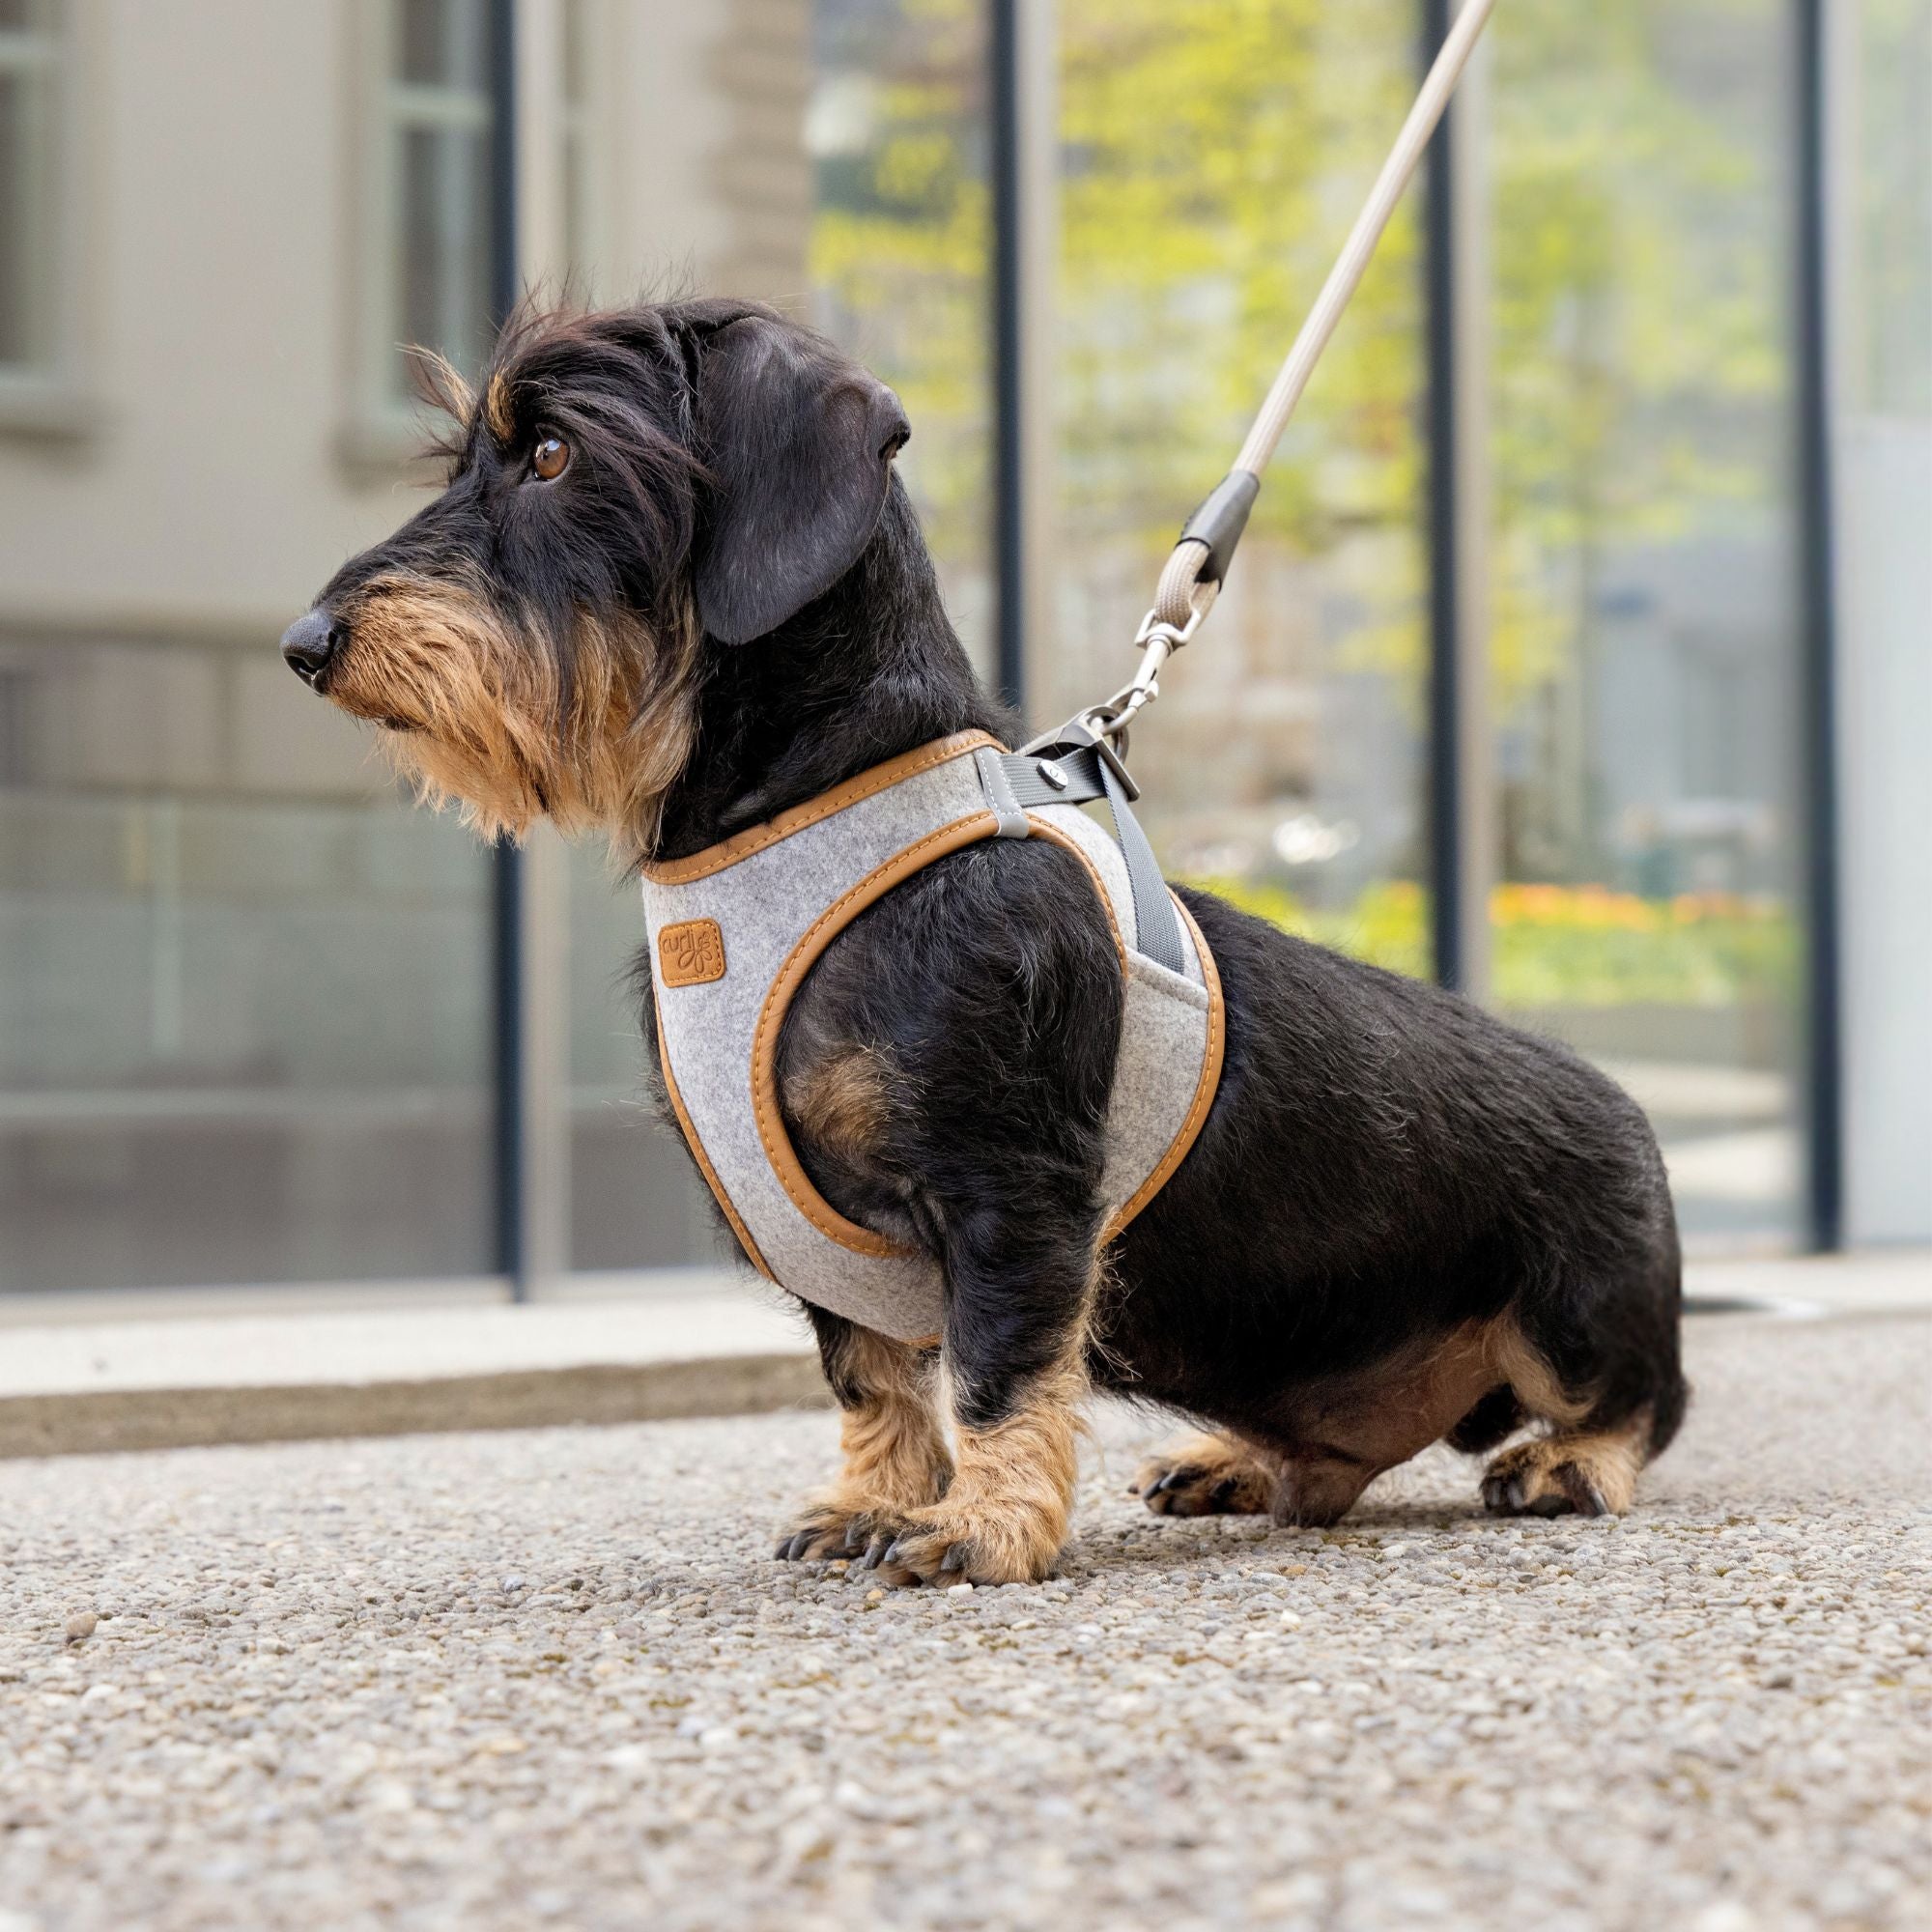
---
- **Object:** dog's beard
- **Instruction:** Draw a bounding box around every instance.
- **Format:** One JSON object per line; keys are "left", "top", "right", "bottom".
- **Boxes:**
{"left": 327, "top": 578, "right": 699, "bottom": 858}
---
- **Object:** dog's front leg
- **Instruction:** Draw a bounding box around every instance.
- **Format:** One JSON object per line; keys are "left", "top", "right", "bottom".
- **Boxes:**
{"left": 861, "top": 1203, "right": 1099, "bottom": 1587}
{"left": 774, "top": 1310, "right": 952, "bottom": 1563}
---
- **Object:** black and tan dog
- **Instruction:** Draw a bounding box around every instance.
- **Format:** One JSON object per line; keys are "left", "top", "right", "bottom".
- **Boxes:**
{"left": 283, "top": 298, "right": 1686, "bottom": 1585}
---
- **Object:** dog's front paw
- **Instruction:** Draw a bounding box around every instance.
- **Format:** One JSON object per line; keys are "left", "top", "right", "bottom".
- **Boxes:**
{"left": 1134, "top": 1433, "right": 1274, "bottom": 1517}
{"left": 854, "top": 1497, "right": 1065, "bottom": 1587}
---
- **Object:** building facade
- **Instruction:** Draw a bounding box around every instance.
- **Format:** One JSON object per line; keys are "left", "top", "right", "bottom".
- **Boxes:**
{"left": 0, "top": 0, "right": 1923, "bottom": 1301}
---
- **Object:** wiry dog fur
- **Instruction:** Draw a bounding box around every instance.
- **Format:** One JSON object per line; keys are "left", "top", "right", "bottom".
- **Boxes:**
{"left": 292, "top": 297, "right": 1688, "bottom": 1585}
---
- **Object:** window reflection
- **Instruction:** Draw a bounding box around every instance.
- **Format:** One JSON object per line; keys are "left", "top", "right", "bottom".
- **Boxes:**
{"left": 1052, "top": 0, "right": 1431, "bottom": 980}
{"left": 1487, "top": 0, "right": 1804, "bottom": 1248}
{"left": 386, "top": 0, "right": 495, "bottom": 404}
{"left": 0, "top": 0, "right": 55, "bottom": 373}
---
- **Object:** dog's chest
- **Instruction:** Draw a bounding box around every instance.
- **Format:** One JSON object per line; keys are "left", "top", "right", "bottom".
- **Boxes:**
{"left": 639, "top": 732, "right": 1222, "bottom": 1341}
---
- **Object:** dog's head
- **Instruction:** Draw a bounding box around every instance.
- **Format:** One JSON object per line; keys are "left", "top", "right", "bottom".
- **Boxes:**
{"left": 283, "top": 298, "right": 911, "bottom": 855}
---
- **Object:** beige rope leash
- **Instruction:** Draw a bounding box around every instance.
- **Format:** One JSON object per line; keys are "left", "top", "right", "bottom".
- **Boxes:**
{"left": 1068, "top": 0, "right": 1498, "bottom": 756}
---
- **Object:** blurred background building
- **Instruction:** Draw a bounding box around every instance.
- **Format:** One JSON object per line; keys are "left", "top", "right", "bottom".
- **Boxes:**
{"left": 1, "top": 0, "right": 1924, "bottom": 1304}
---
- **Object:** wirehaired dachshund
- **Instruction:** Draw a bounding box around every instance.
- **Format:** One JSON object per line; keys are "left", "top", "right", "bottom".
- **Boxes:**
{"left": 284, "top": 298, "right": 1686, "bottom": 1585}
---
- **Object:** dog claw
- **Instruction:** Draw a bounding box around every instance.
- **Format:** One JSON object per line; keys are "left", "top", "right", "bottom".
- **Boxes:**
{"left": 1482, "top": 1457, "right": 1614, "bottom": 1520}
{"left": 1138, "top": 1465, "right": 1199, "bottom": 1502}
{"left": 1481, "top": 1471, "right": 1528, "bottom": 1515}
{"left": 940, "top": 1543, "right": 968, "bottom": 1573}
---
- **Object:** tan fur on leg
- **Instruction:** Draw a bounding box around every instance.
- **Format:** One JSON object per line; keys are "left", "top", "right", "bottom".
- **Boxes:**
{"left": 872, "top": 1350, "right": 1088, "bottom": 1585}
{"left": 1134, "top": 1432, "right": 1274, "bottom": 1516}
{"left": 781, "top": 1045, "right": 892, "bottom": 1165}
{"left": 775, "top": 1330, "right": 951, "bottom": 1562}
{"left": 1487, "top": 1321, "right": 1591, "bottom": 1427}
{"left": 1483, "top": 1413, "right": 1649, "bottom": 1518}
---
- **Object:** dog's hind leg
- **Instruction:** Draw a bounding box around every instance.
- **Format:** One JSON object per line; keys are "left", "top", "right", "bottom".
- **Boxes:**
{"left": 1134, "top": 1433, "right": 1275, "bottom": 1516}
{"left": 1476, "top": 1331, "right": 1673, "bottom": 1520}
{"left": 1479, "top": 1236, "right": 1689, "bottom": 1520}
{"left": 774, "top": 1312, "right": 952, "bottom": 1563}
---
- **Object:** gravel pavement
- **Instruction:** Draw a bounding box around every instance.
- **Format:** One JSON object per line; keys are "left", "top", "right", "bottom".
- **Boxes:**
{"left": 3, "top": 1311, "right": 1927, "bottom": 1932}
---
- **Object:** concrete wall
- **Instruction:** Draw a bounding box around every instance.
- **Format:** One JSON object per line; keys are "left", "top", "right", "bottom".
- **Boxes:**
{"left": 0, "top": 0, "right": 805, "bottom": 662}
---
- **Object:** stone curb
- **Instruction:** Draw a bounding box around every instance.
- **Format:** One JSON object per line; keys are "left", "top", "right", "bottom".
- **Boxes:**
{"left": 0, "top": 1353, "right": 830, "bottom": 1461}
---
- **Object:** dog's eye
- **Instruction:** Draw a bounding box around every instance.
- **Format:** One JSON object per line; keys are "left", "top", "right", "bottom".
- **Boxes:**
{"left": 531, "top": 435, "right": 570, "bottom": 482}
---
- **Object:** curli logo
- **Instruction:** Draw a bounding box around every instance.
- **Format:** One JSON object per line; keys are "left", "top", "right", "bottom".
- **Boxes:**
{"left": 659, "top": 919, "right": 727, "bottom": 988}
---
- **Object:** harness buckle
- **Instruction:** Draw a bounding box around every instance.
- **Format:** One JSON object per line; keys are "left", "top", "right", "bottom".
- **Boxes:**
{"left": 1017, "top": 713, "right": 1143, "bottom": 801}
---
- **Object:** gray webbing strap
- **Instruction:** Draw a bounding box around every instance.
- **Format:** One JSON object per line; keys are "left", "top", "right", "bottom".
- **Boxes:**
{"left": 973, "top": 746, "right": 1031, "bottom": 838}
{"left": 998, "top": 748, "right": 1188, "bottom": 975}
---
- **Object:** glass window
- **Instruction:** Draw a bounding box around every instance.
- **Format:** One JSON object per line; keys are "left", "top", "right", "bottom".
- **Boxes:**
{"left": 1485, "top": 1, "right": 1805, "bottom": 1249}
{"left": 0, "top": 0, "right": 56, "bottom": 374}
{"left": 809, "top": 0, "right": 995, "bottom": 670}
{"left": 1833, "top": 0, "right": 1931, "bottom": 1245}
{"left": 1050, "top": 0, "right": 1431, "bottom": 978}
{"left": 384, "top": 0, "right": 495, "bottom": 404}
{"left": 0, "top": 0, "right": 501, "bottom": 1295}
{"left": 0, "top": 639, "right": 494, "bottom": 1291}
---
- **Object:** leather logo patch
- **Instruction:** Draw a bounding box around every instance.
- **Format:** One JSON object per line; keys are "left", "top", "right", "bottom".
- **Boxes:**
{"left": 659, "top": 918, "right": 726, "bottom": 988}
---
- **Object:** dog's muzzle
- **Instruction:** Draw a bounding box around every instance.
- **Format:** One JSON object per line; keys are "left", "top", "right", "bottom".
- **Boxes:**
{"left": 281, "top": 608, "right": 344, "bottom": 689}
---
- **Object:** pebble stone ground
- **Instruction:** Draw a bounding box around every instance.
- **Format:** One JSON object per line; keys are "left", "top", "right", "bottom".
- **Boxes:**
{"left": 2, "top": 1311, "right": 1926, "bottom": 1932}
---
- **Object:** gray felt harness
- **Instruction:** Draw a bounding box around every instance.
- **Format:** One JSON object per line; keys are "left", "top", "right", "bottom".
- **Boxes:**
{"left": 640, "top": 731, "right": 1223, "bottom": 1344}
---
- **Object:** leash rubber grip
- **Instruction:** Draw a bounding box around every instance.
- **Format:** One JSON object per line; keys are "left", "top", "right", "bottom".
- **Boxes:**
{"left": 1176, "top": 469, "right": 1260, "bottom": 588}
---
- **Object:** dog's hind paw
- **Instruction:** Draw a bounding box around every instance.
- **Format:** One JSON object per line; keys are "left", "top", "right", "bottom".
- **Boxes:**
{"left": 1134, "top": 1434, "right": 1274, "bottom": 1518}
{"left": 1481, "top": 1425, "right": 1645, "bottom": 1520}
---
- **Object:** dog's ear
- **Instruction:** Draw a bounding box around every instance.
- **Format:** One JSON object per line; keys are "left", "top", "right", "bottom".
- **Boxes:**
{"left": 692, "top": 315, "right": 910, "bottom": 645}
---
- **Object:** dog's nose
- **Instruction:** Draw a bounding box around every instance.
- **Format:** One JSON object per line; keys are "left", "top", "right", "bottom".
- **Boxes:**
{"left": 280, "top": 609, "right": 342, "bottom": 686}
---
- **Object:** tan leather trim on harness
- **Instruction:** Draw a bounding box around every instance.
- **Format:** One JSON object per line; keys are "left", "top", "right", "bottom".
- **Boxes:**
{"left": 1100, "top": 894, "right": 1225, "bottom": 1246}
{"left": 649, "top": 736, "right": 1223, "bottom": 1304}
{"left": 744, "top": 810, "right": 1142, "bottom": 1263}
{"left": 641, "top": 730, "right": 1004, "bottom": 886}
